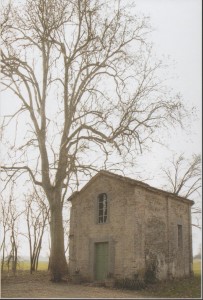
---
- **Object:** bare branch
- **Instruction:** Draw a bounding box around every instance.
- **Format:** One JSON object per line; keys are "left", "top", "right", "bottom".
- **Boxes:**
{"left": 1, "top": 166, "right": 42, "bottom": 186}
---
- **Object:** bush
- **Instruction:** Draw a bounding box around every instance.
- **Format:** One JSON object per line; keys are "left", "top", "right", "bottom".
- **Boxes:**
{"left": 144, "top": 261, "right": 158, "bottom": 284}
{"left": 115, "top": 276, "right": 146, "bottom": 290}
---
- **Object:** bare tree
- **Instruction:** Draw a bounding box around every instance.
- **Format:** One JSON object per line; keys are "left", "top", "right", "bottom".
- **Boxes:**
{"left": 162, "top": 153, "right": 202, "bottom": 228}
{"left": 24, "top": 189, "right": 49, "bottom": 273}
{"left": 162, "top": 154, "right": 201, "bottom": 198}
{"left": 64, "top": 219, "right": 70, "bottom": 257}
{"left": 1, "top": 0, "right": 185, "bottom": 281}
{"left": 0, "top": 196, "right": 10, "bottom": 272}
{"left": 0, "top": 184, "right": 22, "bottom": 273}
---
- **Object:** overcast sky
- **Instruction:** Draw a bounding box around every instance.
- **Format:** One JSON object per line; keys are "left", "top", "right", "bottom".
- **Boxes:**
{"left": 133, "top": 0, "right": 202, "bottom": 256}
{"left": 0, "top": 0, "right": 202, "bottom": 257}
{"left": 132, "top": 0, "right": 201, "bottom": 166}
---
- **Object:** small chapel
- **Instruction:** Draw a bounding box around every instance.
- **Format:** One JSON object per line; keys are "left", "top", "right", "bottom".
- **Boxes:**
{"left": 68, "top": 170, "right": 194, "bottom": 283}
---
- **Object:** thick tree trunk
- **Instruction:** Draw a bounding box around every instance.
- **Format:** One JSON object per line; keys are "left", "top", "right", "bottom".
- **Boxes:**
{"left": 49, "top": 194, "right": 68, "bottom": 282}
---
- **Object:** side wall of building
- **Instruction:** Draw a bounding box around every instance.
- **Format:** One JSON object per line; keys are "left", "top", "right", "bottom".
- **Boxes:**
{"left": 167, "top": 197, "right": 193, "bottom": 278}
{"left": 144, "top": 191, "right": 192, "bottom": 280}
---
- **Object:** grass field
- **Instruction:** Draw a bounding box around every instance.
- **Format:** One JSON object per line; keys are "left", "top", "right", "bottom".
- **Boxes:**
{"left": 18, "top": 258, "right": 201, "bottom": 273}
{"left": 2, "top": 258, "right": 201, "bottom": 298}
{"left": 193, "top": 259, "right": 201, "bottom": 276}
{"left": 17, "top": 260, "right": 49, "bottom": 271}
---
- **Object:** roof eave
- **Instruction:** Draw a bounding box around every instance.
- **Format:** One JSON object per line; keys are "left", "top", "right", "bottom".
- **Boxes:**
{"left": 67, "top": 170, "right": 195, "bottom": 205}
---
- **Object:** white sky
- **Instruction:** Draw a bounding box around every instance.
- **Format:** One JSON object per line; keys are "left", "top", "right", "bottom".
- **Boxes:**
{"left": 133, "top": 0, "right": 202, "bottom": 256}
{"left": 134, "top": 0, "right": 201, "bottom": 153}
{"left": 0, "top": 0, "right": 202, "bottom": 257}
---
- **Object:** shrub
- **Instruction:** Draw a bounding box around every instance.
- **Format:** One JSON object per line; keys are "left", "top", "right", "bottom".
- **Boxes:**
{"left": 115, "top": 276, "right": 146, "bottom": 290}
{"left": 144, "top": 260, "right": 158, "bottom": 284}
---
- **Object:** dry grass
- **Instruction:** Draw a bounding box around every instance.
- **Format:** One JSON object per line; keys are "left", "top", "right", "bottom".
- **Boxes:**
{"left": 1, "top": 270, "right": 147, "bottom": 299}
{"left": 1, "top": 259, "right": 201, "bottom": 299}
{"left": 140, "top": 259, "right": 201, "bottom": 299}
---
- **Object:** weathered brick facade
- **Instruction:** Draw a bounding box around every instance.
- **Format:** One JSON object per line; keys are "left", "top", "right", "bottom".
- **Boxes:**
{"left": 68, "top": 171, "right": 194, "bottom": 282}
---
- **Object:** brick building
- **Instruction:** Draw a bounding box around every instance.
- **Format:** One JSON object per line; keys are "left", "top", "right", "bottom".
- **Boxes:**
{"left": 68, "top": 170, "right": 194, "bottom": 282}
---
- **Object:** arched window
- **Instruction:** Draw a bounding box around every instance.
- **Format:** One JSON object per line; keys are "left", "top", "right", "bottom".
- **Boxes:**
{"left": 98, "top": 193, "right": 107, "bottom": 223}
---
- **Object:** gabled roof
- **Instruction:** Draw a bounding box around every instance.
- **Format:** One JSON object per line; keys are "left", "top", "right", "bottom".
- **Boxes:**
{"left": 68, "top": 170, "right": 194, "bottom": 205}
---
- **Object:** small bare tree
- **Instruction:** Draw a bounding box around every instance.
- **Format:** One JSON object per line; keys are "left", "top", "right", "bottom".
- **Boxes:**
{"left": 162, "top": 154, "right": 201, "bottom": 198}
{"left": 1, "top": 0, "right": 186, "bottom": 281}
{"left": 24, "top": 189, "right": 49, "bottom": 273}
{"left": 0, "top": 184, "right": 22, "bottom": 273}
{"left": 162, "top": 153, "right": 201, "bottom": 228}
{"left": 1, "top": 196, "right": 10, "bottom": 272}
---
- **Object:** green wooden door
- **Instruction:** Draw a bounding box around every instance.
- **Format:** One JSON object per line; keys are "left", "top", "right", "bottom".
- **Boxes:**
{"left": 95, "top": 242, "right": 109, "bottom": 281}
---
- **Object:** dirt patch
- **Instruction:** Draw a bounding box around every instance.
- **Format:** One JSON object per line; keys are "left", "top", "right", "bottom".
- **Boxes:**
{"left": 1, "top": 271, "right": 148, "bottom": 299}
